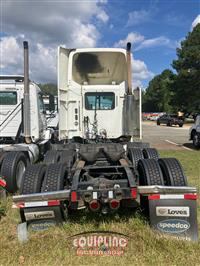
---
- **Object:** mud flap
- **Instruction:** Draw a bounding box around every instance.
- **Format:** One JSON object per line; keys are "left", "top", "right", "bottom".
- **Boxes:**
{"left": 22, "top": 206, "right": 64, "bottom": 231}
{"left": 148, "top": 197, "right": 198, "bottom": 242}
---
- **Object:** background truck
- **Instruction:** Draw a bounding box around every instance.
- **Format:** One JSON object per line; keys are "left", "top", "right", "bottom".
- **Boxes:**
{"left": 0, "top": 42, "right": 54, "bottom": 193}
{"left": 189, "top": 114, "right": 200, "bottom": 148}
{"left": 13, "top": 42, "right": 198, "bottom": 242}
{"left": 42, "top": 94, "right": 58, "bottom": 130}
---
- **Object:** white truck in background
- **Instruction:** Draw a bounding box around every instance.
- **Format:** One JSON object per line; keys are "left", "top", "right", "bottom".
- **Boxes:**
{"left": 0, "top": 42, "right": 54, "bottom": 193}
{"left": 43, "top": 95, "right": 58, "bottom": 130}
{"left": 189, "top": 114, "right": 200, "bottom": 148}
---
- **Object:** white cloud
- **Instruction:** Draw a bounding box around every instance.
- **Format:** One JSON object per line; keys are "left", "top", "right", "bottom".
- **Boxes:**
{"left": 132, "top": 58, "right": 154, "bottom": 88}
{"left": 127, "top": 9, "right": 152, "bottom": 26}
{"left": 96, "top": 10, "right": 109, "bottom": 23}
{"left": 0, "top": 37, "right": 21, "bottom": 68}
{"left": 98, "top": 0, "right": 108, "bottom": 3}
{"left": 114, "top": 32, "right": 145, "bottom": 48}
{"left": 134, "top": 36, "right": 171, "bottom": 51}
{"left": 0, "top": 0, "right": 108, "bottom": 82}
{"left": 191, "top": 14, "right": 200, "bottom": 30}
{"left": 1, "top": 1, "right": 106, "bottom": 46}
{"left": 71, "top": 21, "right": 100, "bottom": 48}
{"left": 30, "top": 43, "right": 56, "bottom": 83}
{"left": 114, "top": 33, "right": 178, "bottom": 51}
{"left": 0, "top": 36, "right": 56, "bottom": 82}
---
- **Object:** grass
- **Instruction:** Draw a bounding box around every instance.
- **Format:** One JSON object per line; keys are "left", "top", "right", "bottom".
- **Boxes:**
{"left": 0, "top": 150, "right": 199, "bottom": 266}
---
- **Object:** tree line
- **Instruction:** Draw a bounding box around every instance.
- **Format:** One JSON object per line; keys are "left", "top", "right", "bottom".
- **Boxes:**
{"left": 142, "top": 24, "right": 200, "bottom": 116}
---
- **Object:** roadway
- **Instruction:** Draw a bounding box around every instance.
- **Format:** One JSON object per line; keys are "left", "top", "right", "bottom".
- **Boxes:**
{"left": 142, "top": 121, "right": 194, "bottom": 151}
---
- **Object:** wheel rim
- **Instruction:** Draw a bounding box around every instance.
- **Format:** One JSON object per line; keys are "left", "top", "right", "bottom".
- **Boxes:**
{"left": 16, "top": 161, "right": 26, "bottom": 189}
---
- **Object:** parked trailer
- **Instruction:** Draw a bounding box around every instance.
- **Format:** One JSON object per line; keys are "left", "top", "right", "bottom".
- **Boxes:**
{"left": 13, "top": 42, "right": 198, "bottom": 242}
{"left": 0, "top": 42, "right": 54, "bottom": 193}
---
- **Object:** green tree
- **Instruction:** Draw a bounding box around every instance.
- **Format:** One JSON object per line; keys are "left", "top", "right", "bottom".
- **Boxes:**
{"left": 38, "top": 83, "right": 57, "bottom": 95}
{"left": 171, "top": 24, "right": 200, "bottom": 114}
{"left": 142, "top": 69, "right": 175, "bottom": 112}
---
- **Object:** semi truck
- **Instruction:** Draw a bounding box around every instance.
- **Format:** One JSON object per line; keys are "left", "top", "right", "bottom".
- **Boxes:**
{"left": 13, "top": 42, "right": 198, "bottom": 242}
{"left": 0, "top": 42, "right": 54, "bottom": 193}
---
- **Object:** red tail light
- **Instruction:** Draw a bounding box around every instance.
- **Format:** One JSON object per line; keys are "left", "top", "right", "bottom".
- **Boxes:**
{"left": 89, "top": 200, "right": 100, "bottom": 211}
{"left": 131, "top": 188, "right": 137, "bottom": 199}
{"left": 110, "top": 199, "right": 120, "bottom": 209}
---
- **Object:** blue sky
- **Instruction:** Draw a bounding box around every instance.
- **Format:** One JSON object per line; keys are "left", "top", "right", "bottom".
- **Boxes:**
{"left": 0, "top": 0, "right": 199, "bottom": 88}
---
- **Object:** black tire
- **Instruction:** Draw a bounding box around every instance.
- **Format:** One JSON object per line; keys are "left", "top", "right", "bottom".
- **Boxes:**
{"left": 0, "top": 151, "right": 28, "bottom": 193}
{"left": 158, "top": 158, "right": 187, "bottom": 186}
{"left": 0, "top": 152, "right": 7, "bottom": 170}
{"left": 41, "top": 163, "right": 67, "bottom": 192}
{"left": 179, "top": 124, "right": 183, "bottom": 127}
{"left": 128, "top": 148, "right": 144, "bottom": 167}
{"left": 138, "top": 159, "right": 164, "bottom": 214}
{"left": 43, "top": 150, "right": 60, "bottom": 165}
{"left": 41, "top": 163, "right": 68, "bottom": 221}
{"left": 143, "top": 148, "right": 159, "bottom": 160}
{"left": 138, "top": 159, "right": 164, "bottom": 186}
{"left": 20, "top": 164, "right": 46, "bottom": 194}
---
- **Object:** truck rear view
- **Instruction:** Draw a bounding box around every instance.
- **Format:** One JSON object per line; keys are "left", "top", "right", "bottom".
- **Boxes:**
{"left": 13, "top": 42, "right": 198, "bottom": 243}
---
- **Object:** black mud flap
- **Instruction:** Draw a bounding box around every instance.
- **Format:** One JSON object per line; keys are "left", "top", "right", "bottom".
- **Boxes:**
{"left": 22, "top": 206, "right": 64, "bottom": 232}
{"left": 148, "top": 196, "right": 198, "bottom": 242}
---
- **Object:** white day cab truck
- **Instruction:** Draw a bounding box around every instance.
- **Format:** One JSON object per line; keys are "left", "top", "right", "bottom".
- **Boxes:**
{"left": 0, "top": 42, "right": 55, "bottom": 193}
{"left": 13, "top": 42, "right": 198, "bottom": 242}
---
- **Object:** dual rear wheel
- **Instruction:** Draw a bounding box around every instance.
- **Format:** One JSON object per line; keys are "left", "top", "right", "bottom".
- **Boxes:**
{"left": 0, "top": 151, "right": 28, "bottom": 193}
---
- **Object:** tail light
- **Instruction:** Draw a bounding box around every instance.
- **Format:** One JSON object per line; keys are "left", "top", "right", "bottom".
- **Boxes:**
{"left": 89, "top": 200, "right": 100, "bottom": 211}
{"left": 109, "top": 199, "right": 120, "bottom": 210}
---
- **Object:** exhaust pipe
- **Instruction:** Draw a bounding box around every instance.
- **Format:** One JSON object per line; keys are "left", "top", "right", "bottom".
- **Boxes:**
{"left": 126, "top": 42, "right": 132, "bottom": 95}
{"left": 23, "top": 41, "right": 31, "bottom": 144}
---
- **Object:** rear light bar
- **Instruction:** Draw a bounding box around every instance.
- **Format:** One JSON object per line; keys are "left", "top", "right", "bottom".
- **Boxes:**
{"left": 148, "top": 194, "right": 197, "bottom": 200}
{"left": 12, "top": 200, "right": 60, "bottom": 208}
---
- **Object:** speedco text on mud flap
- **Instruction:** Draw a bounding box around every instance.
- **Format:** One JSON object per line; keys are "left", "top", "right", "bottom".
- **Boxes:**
{"left": 157, "top": 219, "right": 190, "bottom": 233}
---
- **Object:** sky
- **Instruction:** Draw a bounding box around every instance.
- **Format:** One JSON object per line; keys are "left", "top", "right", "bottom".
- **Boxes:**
{"left": 0, "top": 0, "right": 200, "bottom": 88}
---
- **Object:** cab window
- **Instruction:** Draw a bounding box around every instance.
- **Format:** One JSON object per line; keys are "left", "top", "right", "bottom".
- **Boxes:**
{"left": 0, "top": 91, "right": 17, "bottom": 105}
{"left": 38, "top": 94, "right": 45, "bottom": 113}
{"left": 85, "top": 92, "right": 115, "bottom": 110}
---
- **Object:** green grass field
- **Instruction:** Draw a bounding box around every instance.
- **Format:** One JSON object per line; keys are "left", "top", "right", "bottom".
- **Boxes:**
{"left": 0, "top": 151, "right": 199, "bottom": 266}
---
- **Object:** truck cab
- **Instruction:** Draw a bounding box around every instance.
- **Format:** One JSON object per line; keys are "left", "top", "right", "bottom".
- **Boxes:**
{"left": 0, "top": 75, "right": 47, "bottom": 145}
{"left": 58, "top": 48, "right": 141, "bottom": 142}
